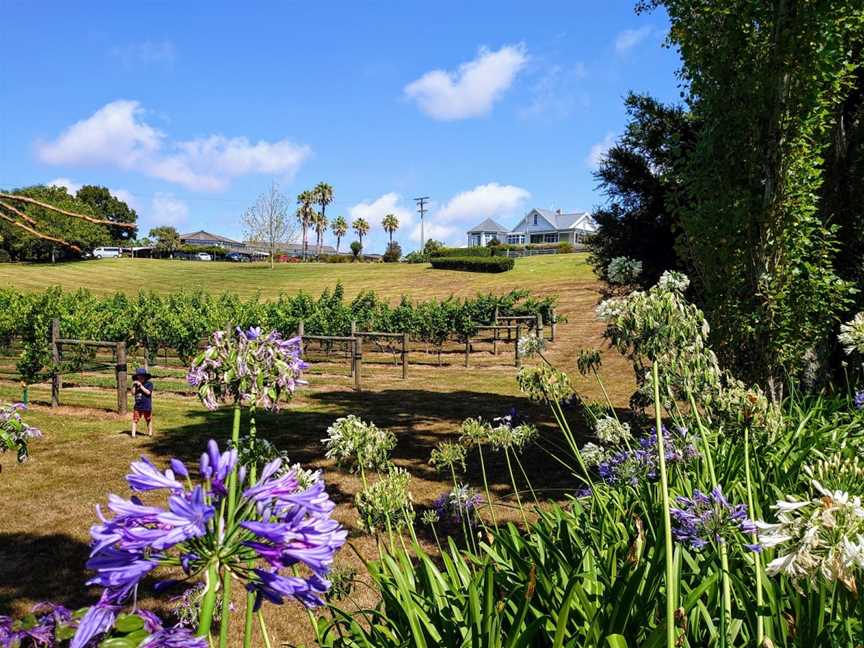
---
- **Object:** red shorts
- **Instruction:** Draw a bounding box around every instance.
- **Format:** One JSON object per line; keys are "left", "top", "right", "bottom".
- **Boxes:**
{"left": 133, "top": 409, "right": 152, "bottom": 422}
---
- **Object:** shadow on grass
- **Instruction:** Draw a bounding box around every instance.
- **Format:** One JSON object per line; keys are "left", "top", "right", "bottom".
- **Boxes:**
{"left": 0, "top": 532, "right": 93, "bottom": 613}
{"left": 142, "top": 388, "right": 602, "bottom": 500}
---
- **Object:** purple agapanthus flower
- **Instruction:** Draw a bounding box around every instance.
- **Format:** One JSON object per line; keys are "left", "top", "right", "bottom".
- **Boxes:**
{"left": 140, "top": 627, "right": 208, "bottom": 647}
{"left": 432, "top": 484, "right": 483, "bottom": 530}
{"left": 70, "top": 600, "right": 120, "bottom": 648}
{"left": 598, "top": 426, "right": 699, "bottom": 485}
{"left": 671, "top": 485, "right": 760, "bottom": 552}
{"left": 855, "top": 390, "right": 864, "bottom": 410}
{"left": 187, "top": 327, "right": 308, "bottom": 411}
{"left": 76, "top": 439, "right": 345, "bottom": 646}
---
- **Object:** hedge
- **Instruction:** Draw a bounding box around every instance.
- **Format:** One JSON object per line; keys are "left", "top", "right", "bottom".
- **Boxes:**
{"left": 431, "top": 247, "right": 492, "bottom": 258}
{"left": 490, "top": 242, "right": 575, "bottom": 254}
{"left": 430, "top": 256, "right": 514, "bottom": 273}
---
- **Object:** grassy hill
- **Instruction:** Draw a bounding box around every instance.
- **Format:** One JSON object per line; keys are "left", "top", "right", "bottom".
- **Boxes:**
{"left": 0, "top": 254, "right": 594, "bottom": 299}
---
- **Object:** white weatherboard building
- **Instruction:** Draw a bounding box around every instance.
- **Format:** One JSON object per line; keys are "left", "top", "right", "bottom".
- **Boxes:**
{"left": 467, "top": 208, "right": 597, "bottom": 247}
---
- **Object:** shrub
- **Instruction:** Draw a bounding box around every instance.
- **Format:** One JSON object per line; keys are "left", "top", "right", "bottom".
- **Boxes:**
{"left": 403, "top": 250, "right": 427, "bottom": 263}
{"left": 0, "top": 249, "right": 10, "bottom": 263}
{"left": 429, "top": 256, "right": 514, "bottom": 273}
{"left": 382, "top": 241, "right": 402, "bottom": 263}
{"left": 350, "top": 241, "right": 362, "bottom": 260}
{"left": 431, "top": 247, "right": 491, "bottom": 258}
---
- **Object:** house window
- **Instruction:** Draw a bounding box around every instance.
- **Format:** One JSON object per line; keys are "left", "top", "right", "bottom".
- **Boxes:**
{"left": 544, "top": 233, "right": 558, "bottom": 243}
{"left": 530, "top": 234, "right": 544, "bottom": 244}
{"left": 533, "top": 214, "right": 538, "bottom": 225}
{"left": 507, "top": 234, "right": 524, "bottom": 244}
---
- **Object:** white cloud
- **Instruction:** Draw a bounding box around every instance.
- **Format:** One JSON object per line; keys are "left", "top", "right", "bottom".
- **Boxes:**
{"left": 348, "top": 192, "right": 414, "bottom": 229}
{"left": 36, "top": 100, "right": 311, "bottom": 192}
{"left": 404, "top": 44, "right": 528, "bottom": 120}
{"left": 520, "top": 62, "right": 588, "bottom": 119}
{"left": 586, "top": 132, "right": 617, "bottom": 168}
{"left": 150, "top": 193, "right": 188, "bottom": 227}
{"left": 47, "top": 177, "right": 81, "bottom": 194}
{"left": 111, "top": 40, "right": 176, "bottom": 67}
{"left": 614, "top": 26, "right": 653, "bottom": 56}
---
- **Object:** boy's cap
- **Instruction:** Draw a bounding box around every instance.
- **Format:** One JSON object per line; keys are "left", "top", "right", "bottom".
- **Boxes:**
{"left": 134, "top": 368, "right": 152, "bottom": 380}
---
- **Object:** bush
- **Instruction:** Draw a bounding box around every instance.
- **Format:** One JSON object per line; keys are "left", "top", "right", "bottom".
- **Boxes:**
{"left": 382, "top": 241, "right": 402, "bottom": 263}
{"left": 320, "top": 254, "right": 352, "bottom": 263}
{"left": 432, "top": 247, "right": 492, "bottom": 258}
{"left": 0, "top": 249, "right": 10, "bottom": 263}
{"left": 349, "top": 241, "right": 362, "bottom": 261}
{"left": 430, "top": 256, "right": 514, "bottom": 273}
{"left": 403, "top": 251, "right": 427, "bottom": 263}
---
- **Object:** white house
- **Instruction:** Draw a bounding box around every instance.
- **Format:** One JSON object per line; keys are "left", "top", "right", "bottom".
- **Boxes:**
{"left": 467, "top": 208, "right": 597, "bottom": 246}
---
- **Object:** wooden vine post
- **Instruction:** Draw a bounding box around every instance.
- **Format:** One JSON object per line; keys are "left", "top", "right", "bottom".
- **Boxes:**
{"left": 536, "top": 314, "right": 544, "bottom": 341}
{"left": 116, "top": 342, "right": 128, "bottom": 415}
{"left": 550, "top": 308, "right": 557, "bottom": 342}
{"left": 297, "top": 320, "right": 305, "bottom": 356}
{"left": 353, "top": 336, "right": 363, "bottom": 391}
{"left": 493, "top": 307, "right": 499, "bottom": 354}
{"left": 51, "top": 319, "right": 61, "bottom": 407}
{"left": 464, "top": 337, "right": 470, "bottom": 368}
{"left": 402, "top": 333, "right": 409, "bottom": 379}
{"left": 515, "top": 323, "right": 523, "bottom": 368}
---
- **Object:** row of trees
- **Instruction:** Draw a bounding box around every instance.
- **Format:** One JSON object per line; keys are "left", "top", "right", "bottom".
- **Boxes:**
{"left": 589, "top": 1, "right": 864, "bottom": 395}
{"left": 0, "top": 185, "right": 138, "bottom": 261}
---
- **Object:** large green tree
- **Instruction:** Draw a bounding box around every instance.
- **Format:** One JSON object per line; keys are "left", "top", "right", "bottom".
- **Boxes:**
{"left": 75, "top": 185, "right": 138, "bottom": 242}
{"left": 588, "top": 93, "right": 696, "bottom": 287}
{"left": 149, "top": 226, "right": 180, "bottom": 256}
{"left": 640, "top": 0, "right": 864, "bottom": 394}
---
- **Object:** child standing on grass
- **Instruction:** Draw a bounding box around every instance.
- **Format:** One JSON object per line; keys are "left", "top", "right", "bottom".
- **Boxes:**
{"left": 131, "top": 367, "right": 154, "bottom": 438}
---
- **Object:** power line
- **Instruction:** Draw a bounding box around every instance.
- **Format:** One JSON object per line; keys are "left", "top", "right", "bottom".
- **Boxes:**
{"left": 414, "top": 196, "right": 429, "bottom": 250}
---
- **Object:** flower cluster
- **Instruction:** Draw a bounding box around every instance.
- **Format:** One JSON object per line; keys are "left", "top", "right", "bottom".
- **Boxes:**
{"left": 517, "top": 365, "right": 574, "bottom": 403}
{"left": 355, "top": 467, "right": 415, "bottom": 534}
{"left": 838, "top": 312, "right": 864, "bottom": 356}
{"left": 322, "top": 415, "right": 396, "bottom": 473}
{"left": 607, "top": 256, "right": 643, "bottom": 285}
{"left": 594, "top": 416, "right": 631, "bottom": 445}
{"left": 187, "top": 327, "right": 307, "bottom": 411}
{"left": 656, "top": 270, "right": 690, "bottom": 294}
{"left": 855, "top": 390, "right": 864, "bottom": 410}
{"left": 429, "top": 442, "right": 467, "bottom": 474}
{"left": 671, "top": 486, "right": 759, "bottom": 552}
{"left": 432, "top": 484, "right": 483, "bottom": 530}
{"left": 757, "top": 481, "right": 864, "bottom": 592}
{"left": 0, "top": 402, "right": 41, "bottom": 466}
{"left": 803, "top": 454, "right": 864, "bottom": 493}
{"left": 1, "top": 602, "right": 72, "bottom": 647}
{"left": 76, "top": 440, "right": 345, "bottom": 646}
{"left": 459, "top": 415, "right": 537, "bottom": 452}
{"left": 517, "top": 334, "right": 546, "bottom": 358}
{"left": 598, "top": 426, "right": 699, "bottom": 486}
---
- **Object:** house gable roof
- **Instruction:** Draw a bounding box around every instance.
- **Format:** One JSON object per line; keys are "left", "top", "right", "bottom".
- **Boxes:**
{"left": 179, "top": 230, "right": 240, "bottom": 244}
{"left": 467, "top": 218, "right": 508, "bottom": 233}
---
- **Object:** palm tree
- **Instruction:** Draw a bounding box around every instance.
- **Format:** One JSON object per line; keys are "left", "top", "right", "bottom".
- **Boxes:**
{"left": 296, "top": 191, "right": 315, "bottom": 259}
{"left": 314, "top": 182, "right": 334, "bottom": 256}
{"left": 331, "top": 216, "right": 348, "bottom": 253}
{"left": 381, "top": 213, "right": 399, "bottom": 243}
{"left": 313, "top": 211, "right": 328, "bottom": 258}
{"left": 352, "top": 217, "right": 370, "bottom": 248}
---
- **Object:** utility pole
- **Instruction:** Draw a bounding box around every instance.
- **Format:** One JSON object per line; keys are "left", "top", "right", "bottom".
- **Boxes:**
{"left": 414, "top": 196, "right": 430, "bottom": 252}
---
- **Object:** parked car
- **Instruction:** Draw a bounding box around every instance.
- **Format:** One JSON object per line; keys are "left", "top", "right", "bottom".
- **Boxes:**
{"left": 225, "top": 252, "right": 250, "bottom": 262}
{"left": 196, "top": 252, "right": 213, "bottom": 261}
{"left": 93, "top": 247, "right": 122, "bottom": 259}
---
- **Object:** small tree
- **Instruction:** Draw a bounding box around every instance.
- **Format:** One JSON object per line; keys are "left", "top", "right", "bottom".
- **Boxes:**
{"left": 243, "top": 183, "right": 294, "bottom": 270}
{"left": 149, "top": 226, "right": 180, "bottom": 257}
{"left": 76, "top": 185, "right": 139, "bottom": 243}
{"left": 314, "top": 182, "right": 334, "bottom": 256}
{"left": 383, "top": 241, "right": 402, "bottom": 263}
{"left": 296, "top": 191, "right": 315, "bottom": 260}
{"left": 352, "top": 218, "right": 370, "bottom": 247}
{"left": 382, "top": 213, "right": 399, "bottom": 243}
{"left": 331, "top": 216, "right": 348, "bottom": 253}
{"left": 313, "top": 211, "right": 328, "bottom": 258}
{"left": 350, "top": 240, "right": 362, "bottom": 261}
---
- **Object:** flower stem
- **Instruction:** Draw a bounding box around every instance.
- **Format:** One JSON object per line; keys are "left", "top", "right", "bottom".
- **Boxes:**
{"left": 652, "top": 362, "right": 676, "bottom": 648}
{"left": 744, "top": 427, "right": 765, "bottom": 645}
{"left": 256, "top": 610, "right": 273, "bottom": 648}
{"left": 477, "top": 444, "right": 498, "bottom": 528}
{"left": 196, "top": 560, "right": 220, "bottom": 638}
{"left": 504, "top": 448, "right": 529, "bottom": 527}
{"left": 218, "top": 404, "right": 243, "bottom": 648}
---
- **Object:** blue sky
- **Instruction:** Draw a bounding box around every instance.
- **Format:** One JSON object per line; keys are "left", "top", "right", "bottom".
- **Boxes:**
{"left": 0, "top": 1, "right": 682, "bottom": 253}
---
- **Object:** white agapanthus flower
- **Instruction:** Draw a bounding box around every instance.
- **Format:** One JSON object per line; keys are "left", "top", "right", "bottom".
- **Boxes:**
{"left": 518, "top": 334, "right": 546, "bottom": 358}
{"left": 594, "top": 416, "right": 632, "bottom": 445}
{"left": 580, "top": 442, "right": 607, "bottom": 467}
{"left": 757, "top": 481, "right": 864, "bottom": 592}
{"left": 322, "top": 415, "right": 396, "bottom": 473}
{"left": 595, "top": 297, "right": 627, "bottom": 323}
{"left": 656, "top": 270, "right": 690, "bottom": 294}
{"left": 838, "top": 312, "right": 864, "bottom": 356}
{"left": 607, "top": 256, "right": 643, "bottom": 285}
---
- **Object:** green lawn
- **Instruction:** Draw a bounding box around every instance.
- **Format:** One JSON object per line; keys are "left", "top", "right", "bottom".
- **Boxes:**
{"left": 0, "top": 253, "right": 594, "bottom": 299}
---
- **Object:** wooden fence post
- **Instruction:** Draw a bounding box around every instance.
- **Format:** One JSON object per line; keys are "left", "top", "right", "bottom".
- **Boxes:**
{"left": 349, "top": 321, "right": 356, "bottom": 367}
{"left": 550, "top": 308, "right": 556, "bottom": 342}
{"left": 297, "top": 320, "right": 305, "bottom": 357}
{"left": 402, "top": 333, "right": 408, "bottom": 379}
{"left": 51, "top": 318, "right": 61, "bottom": 408}
{"left": 353, "top": 336, "right": 363, "bottom": 391}
{"left": 116, "top": 342, "right": 128, "bottom": 415}
{"left": 537, "top": 314, "right": 544, "bottom": 341}
{"left": 464, "top": 337, "right": 470, "bottom": 368}
{"left": 492, "top": 325, "right": 498, "bottom": 355}
{"left": 515, "top": 323, "right": 522, "bottom": 368}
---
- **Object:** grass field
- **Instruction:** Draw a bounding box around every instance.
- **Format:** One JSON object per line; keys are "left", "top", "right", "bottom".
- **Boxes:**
{"left": 0, "top": 254, "right": 633, "bottom": 646}
{"left": 0, "top": 254, "right": 594, "bottom": 299}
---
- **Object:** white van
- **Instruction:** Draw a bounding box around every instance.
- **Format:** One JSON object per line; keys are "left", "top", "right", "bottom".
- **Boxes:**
{"left": 93, "top": 247, "right": 122, "bottom": 259}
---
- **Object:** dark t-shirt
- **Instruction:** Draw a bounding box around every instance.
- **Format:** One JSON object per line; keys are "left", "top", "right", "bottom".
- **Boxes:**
{"left": 134, "top": 381, "right": 154, "bottom": 411}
